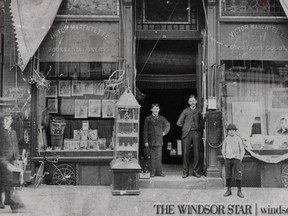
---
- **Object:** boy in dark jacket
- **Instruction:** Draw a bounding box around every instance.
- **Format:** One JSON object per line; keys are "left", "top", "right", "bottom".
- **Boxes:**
{"left": 143, "top": 104, "right": 170, "bottom": 177}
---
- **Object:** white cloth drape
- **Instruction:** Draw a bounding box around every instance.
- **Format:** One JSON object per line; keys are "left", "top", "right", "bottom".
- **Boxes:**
{"left": 280, "top": 0, "right": 288, "bottom": 17}
{"left": 10, "top": 0, "right": 62, "bottom": 71}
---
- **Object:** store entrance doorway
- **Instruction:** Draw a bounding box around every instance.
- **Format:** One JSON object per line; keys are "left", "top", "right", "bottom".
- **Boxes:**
{"left": 139, "top": 88, "right": 198, "bottom": 166}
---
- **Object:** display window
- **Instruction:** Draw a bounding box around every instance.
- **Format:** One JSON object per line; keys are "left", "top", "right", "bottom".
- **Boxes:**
{"left": 37, "top": 61, "right": 119, "bottom": 152}
{"left": 221, "top": 60, "right": 288, "bottom": 152}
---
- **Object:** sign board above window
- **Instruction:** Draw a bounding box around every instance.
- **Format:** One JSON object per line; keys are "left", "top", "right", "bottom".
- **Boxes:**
{"left": 40, "top": 22, "right": 120, "bottom": 62}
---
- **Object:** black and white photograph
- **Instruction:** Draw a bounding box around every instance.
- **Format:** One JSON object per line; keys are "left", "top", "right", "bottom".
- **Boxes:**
{"left": 82, "top": 80, "right": 94, "bottom": 95}
{"left": 58, "top": 80, "right": 71, "bottom": 97}
{"left": 80, "top": 62, "right": 91, "bottom": 78}
{"left": 88, "top": 99, "right": 101, "bottom": 117}
{"left": 57, "top": 62, "right": 69, "bottom": 77}
{"left": 45, "top": 80, "right": 58, "bottom": 97}
{"left": 2, "top": 0, "right": 288, "bottom": 215}
{"left": 46, "top": 98, "right": 58, "bottom": 113}
{"left": 74, "top": 99, "right": 88, "bottom": 118}
{"left": 60, "top": 98, "right": 75, "bottom": 115}
{"left": 94, "top": 81, "right": 105, "bottom": 95}
{"left": 72, "top": 80, "right": 83, "bottom": 96}
{"left": 102, "top": 99, "right": 116, "bottom": 118}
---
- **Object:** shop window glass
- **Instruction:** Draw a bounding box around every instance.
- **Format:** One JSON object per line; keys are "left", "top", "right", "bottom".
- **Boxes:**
{"left": 136, "top": 0, "right": 199, "bottom": 31}
{"left": 58, "top": 0, "right": 119, "bottom": 16}
{"left": 221, "top": 0, "right": 285, "bottom": 16}
{"left": 38, "top": 61, "right": 118, "bottom": 151}
{"left": 144, "top": 0, "right": 189, "bottom": 23}
{"left": 222, "top": 60, "right": 288, "bottom": 151}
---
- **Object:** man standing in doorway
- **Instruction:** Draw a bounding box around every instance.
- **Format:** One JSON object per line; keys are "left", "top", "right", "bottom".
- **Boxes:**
{"left": 143, "top": 104, "right": 170, "bottom": 177}
{"left": 177, "top": 95, "right": 204, "bottom": 178}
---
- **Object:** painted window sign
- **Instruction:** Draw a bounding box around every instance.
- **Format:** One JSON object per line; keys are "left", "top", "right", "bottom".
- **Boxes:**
{"left": 58, "top": 0, "right": 119, "bottom": 16}
{"left": 40, "top": 22, "right": 119, "bottom": 62}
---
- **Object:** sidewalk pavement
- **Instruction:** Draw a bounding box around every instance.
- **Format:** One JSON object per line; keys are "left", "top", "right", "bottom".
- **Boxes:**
{"left": 1, "top": 185, "right": 288, "bottom": 216}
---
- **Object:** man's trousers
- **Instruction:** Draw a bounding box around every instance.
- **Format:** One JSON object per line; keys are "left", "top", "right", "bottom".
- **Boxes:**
{"left": 182, "top": 130, "right": 201, "bottom": 175}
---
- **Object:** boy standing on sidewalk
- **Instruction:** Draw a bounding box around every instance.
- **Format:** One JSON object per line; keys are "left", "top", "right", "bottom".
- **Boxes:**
{"left": 221, "top": 124, "right": 245, "bottom": 198}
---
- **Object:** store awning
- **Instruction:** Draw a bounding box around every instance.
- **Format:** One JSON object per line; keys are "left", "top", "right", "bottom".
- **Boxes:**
{"left": 10, "top": 0, "right": 62, "bottom": 71}
{"left": 280, "top": 0, "right": 288, "bottom": 17}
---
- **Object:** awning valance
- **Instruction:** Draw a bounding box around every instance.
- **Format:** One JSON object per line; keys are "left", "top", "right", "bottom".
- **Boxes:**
{"left": 280, "top": 0, "right": 288, "bottom": 17}
{"left": 10, "top": 0, "right": 62, "bottom": 71}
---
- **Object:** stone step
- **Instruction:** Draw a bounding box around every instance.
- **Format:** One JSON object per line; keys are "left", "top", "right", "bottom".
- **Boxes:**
{"left": 139, "top": 175, "right": 223, "bottom": 189}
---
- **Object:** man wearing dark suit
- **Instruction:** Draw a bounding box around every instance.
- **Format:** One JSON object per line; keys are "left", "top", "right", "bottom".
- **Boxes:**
{"left": 277, "top": 118, "right": 288, "bottom": 135}
{"left": 177, "top": 95, "right": 204, "bottom": 178}
{"left": 0, "top": 114, "right": 23, "bottom": 210}
{"left": 143, "top": 104, "right": 170, "bottom": 177}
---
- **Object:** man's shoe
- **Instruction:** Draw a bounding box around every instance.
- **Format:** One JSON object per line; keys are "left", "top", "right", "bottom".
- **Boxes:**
{"left": 192, "top": 171, "right": 201, "bottom": 178}
{"left": 4, "top": 199, "right": 20, "bottom": 206}
{"left": 0, "top": 201, "right": 5, "bottom": 209}
{"left": 182, "top": 173, "right": 188, "bottom": 179}
{"left": 150, "top": 173, "right": 155, "bottom": 177}
{"left": 237, "top": 191, "right": 244, "bottom": 198}
{"left": 224, "top": 188, "right": 232, "bottom": 197}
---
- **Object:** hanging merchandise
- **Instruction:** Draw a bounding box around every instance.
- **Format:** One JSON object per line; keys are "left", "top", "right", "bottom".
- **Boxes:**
{"left": 28, "top": 55, "right": 51, "bottom": 91}
{"left": 28, "top": 68, "right": 51, "bottom": 91}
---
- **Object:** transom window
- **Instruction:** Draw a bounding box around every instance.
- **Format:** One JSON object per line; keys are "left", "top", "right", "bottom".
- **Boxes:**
{"left": 221, "top": 0, "right": 285, "bottom": 16}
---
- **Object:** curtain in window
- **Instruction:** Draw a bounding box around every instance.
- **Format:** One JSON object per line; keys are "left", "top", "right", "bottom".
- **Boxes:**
{"left": 280, "top": 0, "right": 288, "bottom": 17}
{"left": 10, "top": 0, "right": 62, "bottom": 71}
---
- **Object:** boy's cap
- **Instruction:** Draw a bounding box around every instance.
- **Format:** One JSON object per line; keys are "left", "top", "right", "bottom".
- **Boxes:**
{"left": 226, "top": 124, "right": 237, "bottom": 131}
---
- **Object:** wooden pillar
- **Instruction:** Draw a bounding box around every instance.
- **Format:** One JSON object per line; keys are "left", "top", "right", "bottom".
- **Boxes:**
{"left": 122, "top": 0, "right": 135, "bottom": 92}
{"left": 206, "top": 0, "right": 220, "bottom": 177}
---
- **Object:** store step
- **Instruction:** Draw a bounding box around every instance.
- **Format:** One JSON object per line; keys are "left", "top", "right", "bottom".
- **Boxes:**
{"left": 139, "top": 175, "right": 223, "bottom": 189}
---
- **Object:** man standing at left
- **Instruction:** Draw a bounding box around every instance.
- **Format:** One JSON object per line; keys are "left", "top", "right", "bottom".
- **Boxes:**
{"left": 143, "top": 104, "right": 170, "bottom": 177}
{"left": 0, "top": 113, "right": 24, "bottom": 210}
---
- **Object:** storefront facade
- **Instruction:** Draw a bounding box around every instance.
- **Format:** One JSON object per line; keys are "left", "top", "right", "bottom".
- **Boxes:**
{"left": 2, "top": 0, "right": 288, "bottom": 187}
{"left": 1, "top": 0, "right": 136, "bottom": 186}
{"left": 215, "top": 0, "right": 288, "bottom": 187}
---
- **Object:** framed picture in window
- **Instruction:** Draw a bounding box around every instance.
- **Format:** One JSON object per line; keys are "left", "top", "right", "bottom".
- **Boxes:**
{"left": 80, "top": 62, "right": 90, "bottom": 78}
{"left": 58, "top": 80, "right": 71, "bottom": 97}
{"left": 102, "top": 63, "right": 112, "bottom": 76}
{"left": 88, "top": 100, "right": 101, "bottom": 117}
{"left": 46, "top": 81, "right": 57, "bottom": 97}
{"left": 68, "top": 62, "right": 79, "bottom": 78}
{"left": 47, "top": 98, "right": 58, "bottom": 113}
{"left": 57, "top": 62, "right": 68, "bottom": 77}
{"left": 94, "top": 81, "right": 105, "bottom": 95}
{"left": 102, "top": 99, "right": 116, "bottom": 118}
{"left": 227, "top": 97, "right": 266, "bottom": 138}
{"left": 60, "top": 98, "right": 75, "bottom": 115}
{"left": 82, "top": 81, "right": 94, "bottom": 95}
{"left": 268, "top": 111, "right": 288, "bottom": 136}
{"left": 269, "top": 88, "right": 288, "bottom": 112}
{"left": 75, "top": 99, "right": 88, "bottom": 118}
{"left": 72, "top": 80, "right": 83, "bottom": 96}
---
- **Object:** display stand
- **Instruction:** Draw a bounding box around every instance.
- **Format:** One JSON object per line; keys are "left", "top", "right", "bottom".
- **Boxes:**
{"left": 111, "top": 88, "right": 141, "bottom": 195}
